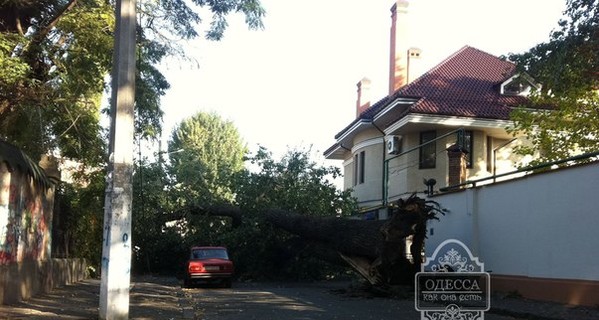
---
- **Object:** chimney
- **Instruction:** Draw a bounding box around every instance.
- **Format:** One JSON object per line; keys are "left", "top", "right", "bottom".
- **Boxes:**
{"left": 407, "top": 47, "right": 422, "bottom": 84}
{"left": 356, "top": 77, "right": 371, "bottom": 117}
{"left": 388, "top": 0, "right": 410, "bottom": 95}
{"left": 446, "top": 144, "right": 468, "bottom": 188}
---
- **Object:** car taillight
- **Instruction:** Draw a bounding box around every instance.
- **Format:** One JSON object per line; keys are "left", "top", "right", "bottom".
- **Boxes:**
{"left": 189, "top": 262, "right": 203, "bottom": 272}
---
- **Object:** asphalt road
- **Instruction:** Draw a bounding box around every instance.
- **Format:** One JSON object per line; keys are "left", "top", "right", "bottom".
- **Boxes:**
{"left": 182, "top": 281, "right": 523, "bottom": 320}
{"left": 2, "top": 277, "right": 595, "bottom": 319}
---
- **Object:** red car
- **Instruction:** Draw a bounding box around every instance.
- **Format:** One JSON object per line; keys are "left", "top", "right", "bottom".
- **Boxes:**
{"left": 183, "top": 246, "right": 234, "bottom": 288}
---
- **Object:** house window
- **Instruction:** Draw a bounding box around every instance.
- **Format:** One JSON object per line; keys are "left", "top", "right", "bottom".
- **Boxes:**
{"left": 419, "top": 130, "right": 436, "bottom": 169}
{"left": 500, "top": 73, "right": 540, "bottom": 96}
{"left": 463, "top": 130, "right": 473, "bottom": 168}
{"left": 486, "top": 136, "right": 493, "bottom": 173}
{"left": 353, "top": 151, "right": 365, "bottom": 186}
{"left": 502, "top": 80, "right": 531, "bottom": 95}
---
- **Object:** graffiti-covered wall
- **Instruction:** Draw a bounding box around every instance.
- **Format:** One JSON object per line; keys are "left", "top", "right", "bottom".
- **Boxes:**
{"left": 0, "top": 159, "right": 55, "bottom": 265}
{"left": 0, "top": 142, "right": 66, "bottom": 304}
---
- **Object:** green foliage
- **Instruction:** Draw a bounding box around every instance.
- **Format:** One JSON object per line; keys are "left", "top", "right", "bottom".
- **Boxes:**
{"left": 0, "top": 0, "right": 112, "bottom": 165}
{"left": 56, "top": 2, "right": 115, "bottom": 97}
{"left": 133, "top": 136, "right": 357, "bottom": 280}
{"left": 0, "top": 0, "right": 266, "bottom": 159}
{"left": 135, "top": 51, "right": 168, "bottom": 139}
{"left": 0, "top": 0, "right": 265, "bottom": 272}
{"left": 168, "top": 111, "right": 247, "bottom": 206}
{"left": 53, "top": 169, "right": 105, "bottom": 269}
{"left": 508, "top": 93, "right": 599, "bottom": 164}
{"left": 139, "top": 0, "right": 265, "bottom": 42}
{"left": 133, "top": 0, "right": 265, "bottom": 137}
{"left": 0, "top": 35, "right": 29, "bottom": 86}
{"left": 507, "top": 0, "right": 599, "bottom": 163}
{"left": 131, "top": 156, "right": 170, "bottom": 274}
{"left": 201, "top": 0, "right": 266, "bottom": 40}
{"left": 225, "top": 146, "right": 357, "bottom": 280}
{"left": 237, "top": 146, "right": 355, "bottom": 216}
{"left": 132, "top": 111, "right": 247, "bottom": 274}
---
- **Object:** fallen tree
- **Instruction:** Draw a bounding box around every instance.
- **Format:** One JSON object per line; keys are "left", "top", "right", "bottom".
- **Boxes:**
{"left": 265, "top": 194, "right": 444, "bottom": 286}
{"left": 190, "top": 194, "right": 444, "bottom": 286}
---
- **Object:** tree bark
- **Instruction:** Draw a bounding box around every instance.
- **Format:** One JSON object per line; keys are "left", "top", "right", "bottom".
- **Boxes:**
{"left": 264, "top": 210, "right": 385, "bottom": 259}
{"left": 263, "top": 195, "right": 443, "bottom": 286}
{"left": 197, "top": 195, "right": 444, "bottom": 287}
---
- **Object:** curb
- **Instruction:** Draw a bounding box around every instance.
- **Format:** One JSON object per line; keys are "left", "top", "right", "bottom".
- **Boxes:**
{"left": 489, "top": 307, "right": 564, "bottom": 320}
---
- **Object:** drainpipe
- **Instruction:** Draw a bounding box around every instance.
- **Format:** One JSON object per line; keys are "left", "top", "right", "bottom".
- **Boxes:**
{"left": 372, "top": 123, "right": 387, "bottom": 207}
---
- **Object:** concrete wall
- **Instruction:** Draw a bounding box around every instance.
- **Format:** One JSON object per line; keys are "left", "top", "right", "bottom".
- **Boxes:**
{"left": 0, "top": 162, "right": 54, "bottom": 265}
{"left": 426, "top": 161, "right": 599, "bottom": 305}
{"left": 0, "top": 146, "right": 89, "bottom": 305}
{"left": 0, "top": 258, "right": 88, "bottom": 304}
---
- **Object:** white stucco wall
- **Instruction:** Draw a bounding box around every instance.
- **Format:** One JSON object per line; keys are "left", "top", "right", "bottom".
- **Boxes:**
{"left": 341, "top": 127, "right": 533, "bottom": 205}
{"left": 426, "top": 161, "right": 599, "bottom": 281}
{"left": 350, "top": 131, "right": 385, "bottom": 208}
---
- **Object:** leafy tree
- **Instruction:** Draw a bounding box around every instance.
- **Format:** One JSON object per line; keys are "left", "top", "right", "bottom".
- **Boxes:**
{"left": 53, "top": 169, "right": 106, "bottom": 271}
{"left": 0, "top": 0, "right": 112, "bottom": 165}
{"left": 223, "top": 146, "right": 357, "bottom": 280}
{"left": 0, "top": 0, "right": 264, "bottom": 271}
{"left": 507, "top": 0, "right": 599, "bottom": 163}
{"left": 236, "top": 146, "right": 355, "bottom": 217}
{"left": 134, "top": 110, "right": 248, "bottom": 275}
{"left": 131, "top": 155, "right": 182, "bottom": 274}
{"left": 0, "top": 0, "right": 265, "bottom": 163}
{"left": 168, "top": 111, "right": 247, "bottom": 205}
{"left": 165, "top": 111, "right": 247, "bottom": 260}
{"left": 158, "top": 134, "right": 356, "bottom": 279}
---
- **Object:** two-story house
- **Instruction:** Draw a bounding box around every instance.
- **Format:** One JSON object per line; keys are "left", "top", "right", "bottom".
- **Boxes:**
{"left": 324, "top": 0, "right": 540, "bottom": 218}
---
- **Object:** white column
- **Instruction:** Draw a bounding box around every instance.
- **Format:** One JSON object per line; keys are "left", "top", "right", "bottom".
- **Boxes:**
{"left": 99, "top": 0, "right": 136, "bottom": 318}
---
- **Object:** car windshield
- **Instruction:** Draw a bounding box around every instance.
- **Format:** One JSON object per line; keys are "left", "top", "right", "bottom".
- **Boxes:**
{"left": 191, "top": 248, "right": 229, "bottom": 260}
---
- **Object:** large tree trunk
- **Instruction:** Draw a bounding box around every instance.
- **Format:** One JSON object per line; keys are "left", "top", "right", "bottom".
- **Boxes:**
{"left": 264, "top": 195, "right": 444, "bottom": 286}
{"left": 264, "top": 210, "right": 385, "bottom": 259}
{"left": 189, "top": 194, "right": 443, "bottom": 287}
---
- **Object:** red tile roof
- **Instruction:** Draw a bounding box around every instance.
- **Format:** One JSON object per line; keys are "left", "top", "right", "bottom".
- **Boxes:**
{"left": 332, "top": 46, "right": 530, "bottom": 140}
{"left": 396, "top": 46, "right": 528, "bottom": 119}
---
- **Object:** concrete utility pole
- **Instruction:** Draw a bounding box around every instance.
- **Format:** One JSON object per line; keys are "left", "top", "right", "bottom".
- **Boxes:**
{"left": 99, "top": 0, "right": 136, "bottom": 318}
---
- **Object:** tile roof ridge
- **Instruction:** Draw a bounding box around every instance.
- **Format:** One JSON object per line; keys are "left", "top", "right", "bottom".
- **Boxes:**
{"left": 404, "top": 45, "right": 472, "bottom": 86}
{"left": 425, "top": 45, "right": 472, "bottom": 74}
{"left": 398, "top": 45, "right": 517, "bottom": 93}
{"left": 388, "top": 46, "right": 464, "bottom": 98}
{"left": 464, "top": 46, "right": 519, "bottom": 73}
{"left": 465, "top": 45, "right": 515, "bottom": 64}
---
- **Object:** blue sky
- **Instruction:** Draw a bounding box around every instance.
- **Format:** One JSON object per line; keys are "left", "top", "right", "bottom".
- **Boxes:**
{"left": 158, "top": 0, "right": 566, "bottom": 162}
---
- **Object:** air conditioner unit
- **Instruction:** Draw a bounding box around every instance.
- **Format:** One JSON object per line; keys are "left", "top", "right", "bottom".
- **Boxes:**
{"left": 387, "top": 135, "right": 402, "bottom": 155}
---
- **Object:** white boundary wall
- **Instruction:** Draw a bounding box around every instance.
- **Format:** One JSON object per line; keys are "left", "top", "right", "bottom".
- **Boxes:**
{"left": 426, "top": 161, "right": 599, "bottom": 282}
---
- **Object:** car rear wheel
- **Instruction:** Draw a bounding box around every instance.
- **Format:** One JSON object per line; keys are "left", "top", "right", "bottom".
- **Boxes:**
{"left": 222, "top": 278, "right": 232, "bottom": 288}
